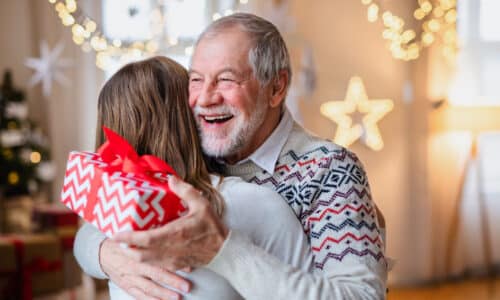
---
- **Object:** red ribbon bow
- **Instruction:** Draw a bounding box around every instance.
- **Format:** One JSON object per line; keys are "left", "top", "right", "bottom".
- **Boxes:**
{"left": 98, "top": 126, "right": 178, "bottom": 178}
{"left": 83, "top": 126, "right": 181, "bottom": 223}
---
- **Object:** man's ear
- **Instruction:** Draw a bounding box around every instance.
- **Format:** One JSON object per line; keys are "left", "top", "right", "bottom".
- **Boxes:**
{"left": 269, "top": 70, "right": 289, "bottom": 108}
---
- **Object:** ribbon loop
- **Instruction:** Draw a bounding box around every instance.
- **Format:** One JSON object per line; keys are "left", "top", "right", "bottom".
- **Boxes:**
{"left": 98, "top": 126, "right": 177, "bottom": 178}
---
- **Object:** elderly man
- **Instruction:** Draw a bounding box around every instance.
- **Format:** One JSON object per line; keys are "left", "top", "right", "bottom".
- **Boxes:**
{"left": 75, "top": 13, "right": 387, "bottom": 299}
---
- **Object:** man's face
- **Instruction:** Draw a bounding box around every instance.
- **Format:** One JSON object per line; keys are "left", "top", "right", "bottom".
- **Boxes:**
{"left": 188, "top": 28, "right": 271, "bottom": 162}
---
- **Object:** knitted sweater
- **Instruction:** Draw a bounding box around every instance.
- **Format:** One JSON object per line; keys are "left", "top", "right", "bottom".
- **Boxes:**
{"left": 205, "top": 123, "right": 387, "bottom": 299}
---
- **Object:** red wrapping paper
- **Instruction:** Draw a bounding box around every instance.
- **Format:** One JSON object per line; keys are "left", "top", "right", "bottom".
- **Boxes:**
{"left": 60, "top": 127, "right": 185, "bottom": 237}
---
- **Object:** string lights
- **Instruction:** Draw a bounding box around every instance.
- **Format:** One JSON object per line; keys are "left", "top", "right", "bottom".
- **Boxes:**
{"left": 361, "top": 0, "right": 458, "bottom": 62}
{"left": 48, "top": 0, "right": 249, "bottom": 70}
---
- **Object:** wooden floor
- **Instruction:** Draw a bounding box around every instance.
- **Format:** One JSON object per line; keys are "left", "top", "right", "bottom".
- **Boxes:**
{"left": 35, "top": 275, "right": 500, "bottom": 299}
{"left": 388, "top": 277, "right": 500, "bottom": 300}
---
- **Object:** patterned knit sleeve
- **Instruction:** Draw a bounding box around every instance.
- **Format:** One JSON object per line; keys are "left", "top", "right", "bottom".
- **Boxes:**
{"left": 303, "top": 148, "right": 387, "bottom": 288}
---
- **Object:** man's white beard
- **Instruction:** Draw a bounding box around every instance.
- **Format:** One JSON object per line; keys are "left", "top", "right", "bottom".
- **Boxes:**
{"left": 195, "top": 100, "right": 268, "bottom": 159}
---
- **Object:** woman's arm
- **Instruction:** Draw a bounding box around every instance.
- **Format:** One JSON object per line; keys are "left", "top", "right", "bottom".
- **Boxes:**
{"left": 74, "top": 223, "right": 107, "bottom": 278}
{"left": 207, "top": 231, "right": 386, "bottom": 300}
{"left": 74, "top": 223, "right": 191, "bottom": 299}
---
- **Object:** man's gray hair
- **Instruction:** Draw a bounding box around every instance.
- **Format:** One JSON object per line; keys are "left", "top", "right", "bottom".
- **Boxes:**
{"left": 196, "top": 13, "right": 292, "bottom": 90}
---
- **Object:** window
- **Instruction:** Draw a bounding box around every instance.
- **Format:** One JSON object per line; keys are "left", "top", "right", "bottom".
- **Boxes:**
{"left": 449, "top": 0, "right": 500, "bottom": 105}
{"left": 101, "top": 0, "right": 247, "bottom": 77}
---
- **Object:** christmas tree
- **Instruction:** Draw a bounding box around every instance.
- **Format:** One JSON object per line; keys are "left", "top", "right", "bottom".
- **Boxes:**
{"left": 0, "top": 70, "right": 54, "bottom": 197}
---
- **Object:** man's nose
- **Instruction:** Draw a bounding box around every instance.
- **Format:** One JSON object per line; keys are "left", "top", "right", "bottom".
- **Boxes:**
{"left": 197, "top": 82, "right": 223, "bottom": 107}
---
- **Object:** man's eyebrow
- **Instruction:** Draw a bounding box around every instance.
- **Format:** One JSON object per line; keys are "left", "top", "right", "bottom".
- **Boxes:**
{"left": 188, "top": 69, "right": 201, "bottom": 76}
{"left": 188, "top": 68, "right": 247, "bottom": 77}
{"left": 217, "top": 68, "right": 246, "bottom": 77}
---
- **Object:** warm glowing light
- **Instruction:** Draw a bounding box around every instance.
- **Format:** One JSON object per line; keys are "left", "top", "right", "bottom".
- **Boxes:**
{"left": 240, "top": 0, "right": 248, "bottom": 4}
{"left": 71, "top": 24, "right": 85, "bottom": 37}
{"left": 65, "top": 0, "right": 77, "bottom": 13}
{"left": 402, "top": 30, "right": 416, "bottom": 43}
{"left": 445, "top": 9, "right": 457, "bottom": 24}
{"left": 320, "top": 76, "right": 393, "bottom": 151}
{"left": 361, "top": 0, "right": 372, "bottom": 5}
{"left": 55, "top": 2, "right": 65, "bottom": 13}
{"left": 433, "top": 6, "right": 444, "bottom": 17}
{"left": 30, "top": 151, "right": 42, "bottom": 164}
{"left": 62, "top": 15, "right": 75, "bottom": 26}
{"left": 428, "top": 19, "right": 441, "bottom": 32}
{"left": 85, "top": 20, "right": 97, "bottom": 33}
{"left": 8, "top": 171, "right": 20, "bottom": 185}
{"left": 422, "top": 32, "right": 435, "bottom": 45}
{"left": 364, "top": 0, "right": 457, "bottom": 62}
{"left": 48, "top": 0, "right": 56, "bottom": 4}
{"left": 414, "top": 9, "right": 426, "bottom": 20}
{"left": 367, "top": 4, "right": 379, "bottom": 22}
{"left": 421, "top": 1, "right": 433, "bottom": 13}
{"left": 72, "top": 35, "right": 84, "bottom": 45}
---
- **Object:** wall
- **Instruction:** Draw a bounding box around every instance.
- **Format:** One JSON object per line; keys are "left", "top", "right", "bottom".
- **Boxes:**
{"left": 286, "top": 0, "right": 420, "bottom": 285}
{"left": 0, "top": 0, "right": 102, "bottom": 202}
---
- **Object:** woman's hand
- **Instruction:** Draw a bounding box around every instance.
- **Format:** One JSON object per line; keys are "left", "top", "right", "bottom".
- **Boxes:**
{"left": 112, "top": 176, "right": 229, "bottom": 270}
{"left": 99, "top": 238, "right": 191, "bottom": 300}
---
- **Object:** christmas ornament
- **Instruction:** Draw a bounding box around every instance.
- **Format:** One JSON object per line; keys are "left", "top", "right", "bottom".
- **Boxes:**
{"left": 25, "top": 41, "right": 72, "bottom": 97}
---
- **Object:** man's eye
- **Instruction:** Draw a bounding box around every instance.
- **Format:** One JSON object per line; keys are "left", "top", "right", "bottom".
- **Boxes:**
{"left": 190, "top": 77, "right": 202, "bottom": 82}
{"left": 219, "top": 78, "right": 234, "bottom": 82}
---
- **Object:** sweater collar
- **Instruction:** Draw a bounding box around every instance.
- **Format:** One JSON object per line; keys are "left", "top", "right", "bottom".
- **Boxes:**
{"left": 233, "top": 108, "right": 294, "bottom": 174}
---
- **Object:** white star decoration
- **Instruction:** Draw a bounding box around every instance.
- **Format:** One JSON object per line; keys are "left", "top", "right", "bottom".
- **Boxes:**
{"left": 25, "top": 41, "right": 72, "bottom": 97}
{"left": 320, "top": 76, "right": 394, "bottom": 151}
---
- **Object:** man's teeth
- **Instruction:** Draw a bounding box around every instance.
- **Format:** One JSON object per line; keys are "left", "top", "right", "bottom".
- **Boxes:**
{"left": 203, "top": 115, "right": 233, "bottom": 122}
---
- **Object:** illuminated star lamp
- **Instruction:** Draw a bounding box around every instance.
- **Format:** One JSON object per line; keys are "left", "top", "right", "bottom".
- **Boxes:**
{"left": 320, "top": 76, "right": 394, "bottom": 151}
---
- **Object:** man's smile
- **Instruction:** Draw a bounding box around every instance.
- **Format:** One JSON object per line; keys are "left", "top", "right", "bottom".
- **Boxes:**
{"left": 200, "top": 114, "right": 234, "bottom": 125}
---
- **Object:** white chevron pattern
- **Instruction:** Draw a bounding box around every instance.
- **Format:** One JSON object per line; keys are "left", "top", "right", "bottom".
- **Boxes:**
{"left": 60, "top": 151, "right": 177, "bottom": 237}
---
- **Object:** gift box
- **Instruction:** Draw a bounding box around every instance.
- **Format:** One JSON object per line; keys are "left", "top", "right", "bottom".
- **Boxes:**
{"left": 2, "top": 195, "right": 34, "bottom": 233}
{"left": 32, "top": 203, "right": 79, "bottom": 232}
{"left": 60, "top": 127, "right": 184, "bottom": 237}
{"left": 0, "top": 233, "right": 64, "bottom": 300}
{"left": 29, "top": 203, "right": 82, "bottom": 290}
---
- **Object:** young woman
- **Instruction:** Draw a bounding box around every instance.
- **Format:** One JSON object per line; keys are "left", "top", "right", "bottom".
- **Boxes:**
{"left": 74, "top": 56, "right": 313, "bottom": 299}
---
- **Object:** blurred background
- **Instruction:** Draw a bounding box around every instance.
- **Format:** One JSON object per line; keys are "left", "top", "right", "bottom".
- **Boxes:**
{"left": 0, "top": 0, "right": 499, "bottom": 299}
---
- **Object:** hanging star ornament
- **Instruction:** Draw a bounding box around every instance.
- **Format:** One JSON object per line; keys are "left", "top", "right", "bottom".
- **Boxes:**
{"left": 320, "top": 76, "right": 394, "bottom": 151}
{"left": 25, "top": 41, "right": 72, "bottom": 97}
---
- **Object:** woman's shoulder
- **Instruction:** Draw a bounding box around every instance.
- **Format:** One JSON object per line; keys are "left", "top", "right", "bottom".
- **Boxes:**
{"left": 217, "top": 175, "right": 278, "bottom": 198}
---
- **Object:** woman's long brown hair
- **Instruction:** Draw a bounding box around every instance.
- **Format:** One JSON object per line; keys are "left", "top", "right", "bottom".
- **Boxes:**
{"left": 95, "top": 56, "right": 224, "bottom": 216}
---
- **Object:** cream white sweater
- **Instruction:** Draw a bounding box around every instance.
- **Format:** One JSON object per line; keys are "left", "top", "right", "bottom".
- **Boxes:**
{"left": 76, "top": 176, "right": 314, "bottom": 299}
{"left": 74, "top": 122, "right": 387, "bottom": 299}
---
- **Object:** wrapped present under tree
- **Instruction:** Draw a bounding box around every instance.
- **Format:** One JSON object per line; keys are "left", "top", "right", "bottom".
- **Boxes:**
{"left": 31, "top": 203, "right": 82, "bottom": 289}
{"left": 0, "top": 234, "right": 64, "bottom": 299}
